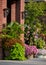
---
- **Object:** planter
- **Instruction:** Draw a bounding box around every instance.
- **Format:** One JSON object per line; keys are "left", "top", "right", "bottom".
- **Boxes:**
{"left": 27, "top": 54, "right": 33, "bottom": 59}
{"left": 37, "top": 54, "right": 46, "bottom": 58}
{"left": 37, "top": 54, "right": 43, "bottom": 58}
{"left": 4, "top": 50, "right": 10, "bottom": 57}
{"left": 36, "top": 49, "right": 46, "bottom": 58}
{"left": 38, "top": 49, "right": 46, "bottom": 55}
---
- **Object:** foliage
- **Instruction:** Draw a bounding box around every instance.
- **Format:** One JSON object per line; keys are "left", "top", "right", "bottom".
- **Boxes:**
{"left": 1, "top": 22, "right": 23, "bottom": 39}
{"left": 24, "top": 44, "right": 38, "bottom": 57}
{"left": 0, "top": 22, "right": 24, "bottom": 47}
{"left": 0, "top": 22, "right": 25, "bottom": 60}
{"left": 34, "top": 38, "right": 45, "bottom": 49}
{"left": 24, "top": 0, "right": 45, "bottom": 45}
{"left": 24, "top": 20, "right": 42, "bottom": 44}
{"left": 41, "top": 22, "right": 46, "bottom": 35}
{"left": 39, "top": 2, "right": 46, "bottom": 35}
{"left": 5, "top": 43, "right": 26, "bottom": 60}
{"left": 4, "top": 38, "right": 25, "bottom": 48}
{"left": 25, "top": 1, "right": 45, "bottom": 23}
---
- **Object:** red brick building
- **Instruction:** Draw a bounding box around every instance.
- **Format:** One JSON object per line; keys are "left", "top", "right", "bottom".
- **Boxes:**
{"left": 0, "top": 0, "right": 24, "bottom": 59}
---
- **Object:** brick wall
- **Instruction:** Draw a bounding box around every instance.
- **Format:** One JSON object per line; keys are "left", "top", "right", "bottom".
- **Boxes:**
{"left": 0, "top": 0, "right": 25, "bottom": 59}
{"left": 11, "top": 1, "right": 16, "bottom": 22}
{"left": 20, "top": 0, "right": 25, "bottom": 43}
{"left": 0, "top": 0, "right": 7, "bottom": 59}
{"left": 0, "top": 0, "right": 3, "bottom": 59}
{"left": 2, "top": 0, "right": 7, "bottom": 25}
{"left": 0, "top": 0, "right": 2, "bottom": 32}
{"left": 11, "top": 0, "right": 25, "bottom": 42}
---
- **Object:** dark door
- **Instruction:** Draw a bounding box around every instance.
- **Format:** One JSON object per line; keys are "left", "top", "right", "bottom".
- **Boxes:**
{"left": 7, "top": 0, "right": 11, "bottom": 24}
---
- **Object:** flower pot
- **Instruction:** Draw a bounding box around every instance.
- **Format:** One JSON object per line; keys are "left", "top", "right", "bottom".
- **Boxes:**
{"left": 27, "top": 54, "right": 33, "bottom": 59}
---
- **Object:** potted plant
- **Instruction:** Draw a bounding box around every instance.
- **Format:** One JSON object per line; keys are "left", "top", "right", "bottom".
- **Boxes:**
{"left": 24, "top": 44, "right": 38, "bottom": 59}
{"left": 0, "top": 22, "right": 25, "bottom": 59}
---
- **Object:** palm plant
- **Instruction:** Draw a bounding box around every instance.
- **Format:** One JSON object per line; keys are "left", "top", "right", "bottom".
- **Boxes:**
{"left": 1, "top": 22, "right": 23, "bottom": 39}
{"left": 0, "top": 22, "right": 24, "bottom": 59}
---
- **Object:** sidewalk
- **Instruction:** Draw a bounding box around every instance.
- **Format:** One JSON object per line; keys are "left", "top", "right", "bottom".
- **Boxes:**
{"left": 0, "top": 58, "right": 46, "bottom": 65}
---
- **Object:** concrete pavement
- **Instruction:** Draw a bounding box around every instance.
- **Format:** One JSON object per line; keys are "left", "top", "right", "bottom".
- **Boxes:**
{"left": 0, "top": 58, "right": 46, "bottom": 65}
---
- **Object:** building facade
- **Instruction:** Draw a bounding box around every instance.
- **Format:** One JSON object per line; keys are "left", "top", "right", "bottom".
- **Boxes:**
{"left": 0, "top": 0, "right": 24, "bottom": 59}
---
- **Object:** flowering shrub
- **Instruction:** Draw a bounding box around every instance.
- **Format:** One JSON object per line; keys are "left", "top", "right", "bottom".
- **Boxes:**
{"left": 24, "top": 44, "right": 31, "bottom": 56}
{"left": 24, "top": 44, "right": 38, "bottom": 57}
{"left": 30, "top": 46, "right": 38, "bottom": 55}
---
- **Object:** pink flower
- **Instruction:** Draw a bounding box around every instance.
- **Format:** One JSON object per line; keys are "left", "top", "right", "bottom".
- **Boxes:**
{"left": 24, "top": 44, "right": 38, "bottom": 56}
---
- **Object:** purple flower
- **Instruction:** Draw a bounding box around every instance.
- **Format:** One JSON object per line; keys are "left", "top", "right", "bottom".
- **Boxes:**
{"left": 30, "top": 46, "right": 38, "bottom": 55}
{"left": 24, "top": 44, "right": 31, "bottom": 56}
{"left": 24, "top": 44, "right": 38, "bottom": 57}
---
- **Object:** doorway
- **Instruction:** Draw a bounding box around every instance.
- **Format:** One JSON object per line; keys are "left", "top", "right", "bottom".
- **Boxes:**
{"left": 7, "top": 0, "right": 11, "bottom": 24}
